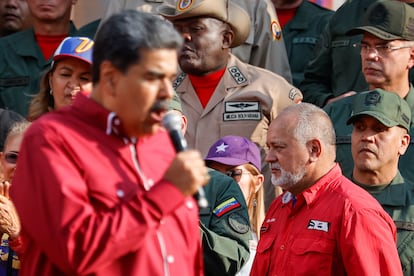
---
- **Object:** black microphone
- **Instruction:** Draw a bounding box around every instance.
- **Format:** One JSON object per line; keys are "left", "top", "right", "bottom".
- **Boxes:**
{"left": 162, "top": 112, "right": 208, "bottom": 208}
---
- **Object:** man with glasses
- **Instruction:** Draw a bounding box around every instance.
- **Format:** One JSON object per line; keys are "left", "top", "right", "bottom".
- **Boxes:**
{"left": 324, "top": 0, "right": 414, "bottom": 183}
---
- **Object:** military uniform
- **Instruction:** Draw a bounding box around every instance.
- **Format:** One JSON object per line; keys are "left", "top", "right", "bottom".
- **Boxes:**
{"left": 353, "top": 172, "right": 414, "bottom": 275}
{"left": 91, "top": 0, "right": 293, "bottom": 82}
{"left": 299, "top": 0, "right": 376, "bottom": 106}
{"left": 282, "top": 0, "right": 333, "bottom": 87}
{"left": 324, "top": 85, "right": 414, "bottom": 184}
{"left": 175, "top": 53, "right": 302, "bottom": 208}
{"left": 231, "top": 0, "right": 292, "bottom": 82}
{"left": 201, "top": 169, "right": 251, "bottom": 275}
{"left": 0, "top": 23, "right": 95, "bottom": 116}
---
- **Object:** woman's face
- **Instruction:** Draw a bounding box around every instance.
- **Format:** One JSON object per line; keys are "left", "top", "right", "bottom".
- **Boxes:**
{"left": 49, "top": 57, "right": 92, "bottom": 109}
{"left": 0, "top": 133, "right": 24, "bottom": 182}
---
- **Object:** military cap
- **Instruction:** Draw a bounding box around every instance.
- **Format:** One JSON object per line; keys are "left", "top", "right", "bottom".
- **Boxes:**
{"left": 346, "top": 0, "right": 414, "bottom": 40}
{"left": 347, "top": 89, "right": 411, "bottom": 131}
{"left": 158, "top": 0, "right": 251, "bottom": 48}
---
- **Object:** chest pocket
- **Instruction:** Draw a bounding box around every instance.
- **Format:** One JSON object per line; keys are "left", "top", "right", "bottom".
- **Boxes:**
{"left": 289, "top": 238, "right": 336, "bottom": 274}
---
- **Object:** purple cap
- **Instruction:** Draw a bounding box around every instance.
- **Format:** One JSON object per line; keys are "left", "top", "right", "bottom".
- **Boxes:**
{"left": 205, "top": 136, "right": 262, "bottom": 170}
{"left": 52, "top": 36, "right": 94, "bottom": 67}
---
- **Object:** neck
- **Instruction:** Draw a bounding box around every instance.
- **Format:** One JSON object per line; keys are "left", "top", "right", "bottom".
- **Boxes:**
{"left": 273, "top": 0, "right": 302, "bottom": 9}
{"left": 33, "top": 18, "right": 71, "bottom": 35}
{"left": 353, "top": 167, "right": 398, "bottom": 185}
{"left": 369, "top": 80, "right": 410, "bottom": 99}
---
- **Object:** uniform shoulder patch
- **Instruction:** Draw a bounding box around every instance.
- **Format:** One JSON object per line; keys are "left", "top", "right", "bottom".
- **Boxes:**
{"left": 213, "top": 197, "right": 241, "bottom": 217}
{"left": 228, "top": 66, "right": 247, "bottom": 84}
{"left": 271, "top": 20, "right": 282, "bottom": 40}
{"left": 289, "top": 88, "right": 302, "bottom": 103}
{"left": 173, "top": 72, "right": 186, "bottom": 90}
{"left": 228, "top": 213, "right": 250, "bottom": 234}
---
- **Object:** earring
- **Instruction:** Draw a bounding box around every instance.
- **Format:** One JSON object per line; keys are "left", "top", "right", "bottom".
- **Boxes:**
{"left": 49, "top": 89, "right": 53, "bottom": 95}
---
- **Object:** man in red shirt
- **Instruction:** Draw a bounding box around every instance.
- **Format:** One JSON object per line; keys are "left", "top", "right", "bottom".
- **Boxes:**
{"left": 10, "top": 10, "right": 208, "bottom": 276}
{"left": 251, "top": 103, "right": 402, "bottom": 275}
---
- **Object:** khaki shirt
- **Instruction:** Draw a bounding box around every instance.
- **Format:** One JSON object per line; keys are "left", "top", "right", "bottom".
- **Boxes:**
{"left": 175, "top": 53, "right": 302, "bottom": 208}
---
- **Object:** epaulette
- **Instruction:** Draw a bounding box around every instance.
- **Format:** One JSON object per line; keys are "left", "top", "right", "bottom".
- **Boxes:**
{"left": 173, "top": 72, "right": 186, "bottom": 90}
{"left": 228, "top": 66, "right": 247, "bottom": 85}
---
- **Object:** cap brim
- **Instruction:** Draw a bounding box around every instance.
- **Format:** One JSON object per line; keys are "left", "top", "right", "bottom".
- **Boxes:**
{"left": 205, "top": 156, "right": 247, "bottom": 167}
{"left": 347, "top": 111, "right": 399, "bottom": 127}
{"left": 346, "top": 26, "right": 403, "bottom": 40}
{"left": 53, "top": 54, "right": 92, "bottom": 66}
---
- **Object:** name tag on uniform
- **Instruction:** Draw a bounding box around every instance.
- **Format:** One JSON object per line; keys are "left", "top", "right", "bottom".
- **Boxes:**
{"left": 336, "top": 135, "right": 351, "bottom": 144}
{"left": 293, "top": 37, "right": 317, "bottom": 45}
{"left": 0, "top": 76, "right": 30, "bottom": 87}
{"left": 223, "top": 101, "right": 262, "bottom": 121}
{"left": 331, "top": 40, "right": 350, "bottom": 48}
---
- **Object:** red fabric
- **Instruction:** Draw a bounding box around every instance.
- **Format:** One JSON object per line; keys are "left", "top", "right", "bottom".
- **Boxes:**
{"left": 35, "top": 34, "right": 67, "bottom": 60}
{"left": 276, "top": 8, "right": 298, "bottom": 28}
{"left": 251, "top": 164, "right": 402, "bottom": 276}
{"left": 11, "top": 94, "right": 203, "bottom": 276}
{"left": 189, "top": 68, "right": 225, "bottom": 108}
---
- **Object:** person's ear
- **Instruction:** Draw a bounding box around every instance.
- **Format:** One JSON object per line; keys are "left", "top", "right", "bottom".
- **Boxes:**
{"left": 222, "top": 29, "right": 234, "bottom": 49}
{"left": 307, "top": 139, "right": 322, "bottom": 162}
{"left": 254, "top": 174, "right": 264, "bottom": 193}
{"left": 399, "top": 131, "right": 411, "bottom": 155}
{"left": 100, "top": 61, "right": 118, "bottom": 97}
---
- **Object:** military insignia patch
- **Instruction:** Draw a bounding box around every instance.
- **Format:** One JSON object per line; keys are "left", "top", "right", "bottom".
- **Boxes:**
{"left": 223, "top": 101, "right": 262, "bottom": 121}
{"left": 228, "top": 213, "right": 250, "bottom": 234}
{"left": 271, "top": 20, "right": 282, "bottom": 40}
{"left": 288, "top": 88, "right": 302, "bottom": 103}
{"left": 213, "top": 197, "right": 241, "bottom": 217}
{"left": 364, "top": 90, "right": 381, "bottom": 106}
{"left": 173, "top": 72, "right": 186, "bottom": 89}
{"left": 177, "top": 0, "right": 193, "bottom": 11}
{"left": 228, "top": 66, "right": 247, "bottom": 84}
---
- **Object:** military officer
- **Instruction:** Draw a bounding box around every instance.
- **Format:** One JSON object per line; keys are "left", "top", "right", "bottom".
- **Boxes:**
{"left": 324, "top": 0, "right": 414, "bottom": 183}
{"left": 159, "top": 0, "right": 302, "bottom": 209}
{"left": 348, "top": 89, "right": 414, "bottom": 275}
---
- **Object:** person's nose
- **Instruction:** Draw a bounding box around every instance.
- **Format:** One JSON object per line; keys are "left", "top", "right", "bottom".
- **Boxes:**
{"left": 160, "top": 78, "right": 174, "bottom": 100}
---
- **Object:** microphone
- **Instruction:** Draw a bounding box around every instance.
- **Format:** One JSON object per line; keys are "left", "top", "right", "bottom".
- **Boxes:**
{"left": 162, "top": 112, "right": 208, "bottom": 208}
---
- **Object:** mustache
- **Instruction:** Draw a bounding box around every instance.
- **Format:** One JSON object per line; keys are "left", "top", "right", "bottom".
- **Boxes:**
{"left": 269, "top": 163, "right": 281, "bottom": 170}
{"left": 150, "top": 100, "right": 170, "bottom": 112}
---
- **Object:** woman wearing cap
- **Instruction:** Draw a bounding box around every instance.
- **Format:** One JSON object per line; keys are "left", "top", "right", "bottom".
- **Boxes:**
{"left": 205, "top": 135, "right": 265, "bottom": 276}
{"left": 0, "top": 120, "right": 31, "bottom": 276}
{"left": 27, "top": 36, "right": 94, "bottom": 121}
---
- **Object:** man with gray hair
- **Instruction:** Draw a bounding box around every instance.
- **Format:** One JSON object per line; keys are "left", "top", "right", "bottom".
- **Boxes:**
{"left": 251, "top": 103, "right": 402, "bottom": 275}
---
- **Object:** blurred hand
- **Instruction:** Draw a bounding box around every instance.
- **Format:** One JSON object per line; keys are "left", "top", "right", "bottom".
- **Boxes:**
{"left": 164, "top": 150, "right": 210, "bottom": 197}
{"left": 325, "top": 91, "right": 357, "bottom": 106}
{"left": 0, "top": 181, "right": 11, "bottom": 199}
{"left": 0, "top": 195, "right": 20, "bottom": 239}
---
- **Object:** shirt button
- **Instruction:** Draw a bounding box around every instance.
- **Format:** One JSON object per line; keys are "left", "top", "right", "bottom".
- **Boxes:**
{"left": 186, "top": 200, "right": 194, "bottom": 209}
{"left": 167, "top": 255, "right": 175, "bottom": 263}
{"left": 280, "top": 245, "right": 285, "bottom": 250}
{"left": 116, "top": 190, "right": 125, "bottom": 198}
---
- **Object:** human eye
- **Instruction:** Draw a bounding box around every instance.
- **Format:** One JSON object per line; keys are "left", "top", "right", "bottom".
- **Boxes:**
{"left": 376, "top": 44, "right": 392, "bottom": 54}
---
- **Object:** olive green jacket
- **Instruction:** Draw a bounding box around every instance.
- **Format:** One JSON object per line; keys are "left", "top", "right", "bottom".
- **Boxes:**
{"left": 282, "top": 0, "right": 333, "bottom": 87}
{"left": 200, "top": 169, "right": 251, "bottom": 275}
{"left": 353, "top": 172, "right": 414, "bottom": 275}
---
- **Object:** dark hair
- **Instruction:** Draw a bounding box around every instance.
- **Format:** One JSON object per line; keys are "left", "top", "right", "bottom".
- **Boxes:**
{"left": 92, "top": 10, "right": 183, "bottom": 83}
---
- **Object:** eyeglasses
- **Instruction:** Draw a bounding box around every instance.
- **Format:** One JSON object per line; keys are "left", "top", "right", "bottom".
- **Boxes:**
{"left": 226, "top": 169, "right": 251, "bottom": 181}
{"left": 352, "top": 42, "right": 412, "bottom": 56}
{"left": 4, "top": 152, "right": 18, "bottom": 164}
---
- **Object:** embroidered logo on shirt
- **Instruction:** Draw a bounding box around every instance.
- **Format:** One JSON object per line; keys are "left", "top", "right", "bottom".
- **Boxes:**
{"left": 213, "top": 197, "right": 241, "bottom": 217}
{"left": 307, "top": 219, "right": 330, "bottom": 232}
{"left": 223, "top": 101, "right": 262, "bottom": 121}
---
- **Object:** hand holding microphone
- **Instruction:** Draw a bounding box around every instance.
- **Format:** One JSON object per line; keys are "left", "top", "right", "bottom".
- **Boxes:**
{"left": 162, "top": 112, "right": 209, "bottom": 208}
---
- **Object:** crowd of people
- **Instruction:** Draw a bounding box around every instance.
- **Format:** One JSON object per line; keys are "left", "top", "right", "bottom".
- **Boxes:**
{"left": 0, "top": 0, "right": 413, "bottom": 275}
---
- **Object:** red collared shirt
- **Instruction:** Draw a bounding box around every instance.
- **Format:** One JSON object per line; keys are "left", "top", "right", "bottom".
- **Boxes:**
{"left": 251, "top": 164, "right": 402, "bottom": 276}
